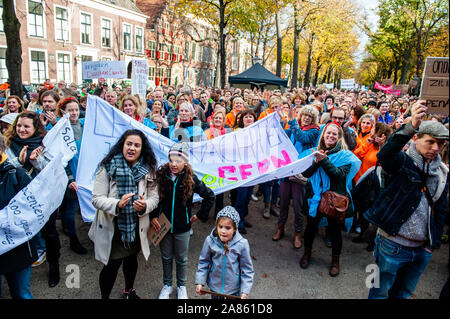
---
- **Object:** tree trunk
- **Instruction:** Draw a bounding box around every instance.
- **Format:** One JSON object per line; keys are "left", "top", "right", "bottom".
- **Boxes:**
{"left": 326, "top": 66, "right": 332, "bottom": 83}
{"left": 219, "top": 1, "right": 227, "bottom": 88}
{"left": 304, "top": 33, "right": 314, "bottom": 87}
{"left": 275, "top": 12, "right": 282, "bottom": 77}
{"left": 400, "top": 44, "right": 412, "bottom": 84}
{"left": 313, "top": 63, "right": 321, "bottom": 87}
{"left": 291, "top": 3, "right": 300, "bottom": 88}
{"left": 3, "top": 0, "right": 23, "bottom": 98}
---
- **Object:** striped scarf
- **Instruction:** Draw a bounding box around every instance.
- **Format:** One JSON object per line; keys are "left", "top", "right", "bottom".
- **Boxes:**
{"left": 104, "top": 153, "right": 149, "bottom": 244}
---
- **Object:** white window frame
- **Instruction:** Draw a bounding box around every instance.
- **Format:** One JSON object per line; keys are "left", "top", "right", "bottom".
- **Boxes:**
{"left": 29, "top": 48, "right": 48, "bottom": 84}
{"left": 101, "top": 56, "right": 113, "bottom": 61}
{"left": 101, "top": 17, "right": 113, "bottom": 49}
{"left": 80, "top": 11, "right": 93, "bottom": 45}
{"left": 148, "top": 66, "right": 155, "bottom": 81}
{"left": 122, "top": 23, "right": 132, "bottom": 51}
{"left": 135, "top": 26, "right": 144, "bottom": 53}
{"left": 148, "top": 40, "right": 156, "bottom": 59}
{"left": 26, "top": 0, "right": 46, "bottom": 39}
{"left": 54, "top": 4, "right": 71, "bottom": 43}
{"left": 0, "top": 46, "right": 8, "bottom": 83}
{"left": 55, "top": 50, "right": 73, "bottom": 84}
{"left": 0, "top": 2, "right": 4, "bottom": 33}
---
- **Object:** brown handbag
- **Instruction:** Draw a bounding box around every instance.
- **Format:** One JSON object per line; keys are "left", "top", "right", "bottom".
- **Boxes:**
{"left": 318, "top": 190, "right": 350, "bottom": 224}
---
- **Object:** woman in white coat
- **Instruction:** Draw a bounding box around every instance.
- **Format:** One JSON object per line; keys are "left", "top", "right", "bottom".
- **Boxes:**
{"left": 89, "top": 129, "right": 159, "bottom": 299}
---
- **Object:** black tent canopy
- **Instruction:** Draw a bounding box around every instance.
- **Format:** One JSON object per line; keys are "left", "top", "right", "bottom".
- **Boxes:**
{"left": 228, "top": 63, "right": 288, "bottom": 89}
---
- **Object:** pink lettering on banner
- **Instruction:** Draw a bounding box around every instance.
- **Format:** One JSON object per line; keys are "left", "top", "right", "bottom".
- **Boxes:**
{"left": 257, "top": 159, "right": 269, "bottom": 174}
{"left": 239, "top": 164, "right": 253, "bottom": 180}
{"left": 270, "top": 150, "right": 292, "bottom": 168}
{"left": 218, "top": 166, "right": 238, "bottom": 181}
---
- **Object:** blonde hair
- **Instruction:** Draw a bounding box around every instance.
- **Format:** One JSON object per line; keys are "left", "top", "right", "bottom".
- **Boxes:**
{"left": 119, "top": 94, "right": 145, "bottom": 117}
{"left": 317, "top": 123, "right": 348, "bottom": 151}
{"left": 298, "top": 105, "right": 319, "bottom": 125}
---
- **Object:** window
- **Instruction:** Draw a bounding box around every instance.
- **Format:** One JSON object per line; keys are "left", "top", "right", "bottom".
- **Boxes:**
{"left": 167, "top": 68, "right": 172, "bottom": 85}
{"left": 55, "top": 7, "right": 69, "bottom": 41}
{"left": 204, "top": 47, "right": 209, "bottom": 63}
{"left": 80, "top": 13, "right": 92, "bottom": 44}
{"left": 101, "top": 18, "right": 112, "bottom": 48}
{"left": 28, "top": 0, "right": 45, "bottom": 38}
{"left": 184, "top": 42, "right": 189, "bottom": 60}
{"left": 30, "top": 50, "right": 46, "bottom": 84}
{"left": 101, "top": 57, "right": 112, "bottom": 61}
{"left": 191, "top": 42, "right": 196, "bottom": 61}
{"left": 57, "top": 53, "right": 71, "bottom": 83}
{"left": 123, "top": 24, "right": 132, "bottom": 50}
{"left": 148, "top": 41, "right": 156, "bottom": 58}
{"left": 0, "top": 2, "right": 4, "bottom": 33}
{"left": 135, "top": 27, "right": 143, "bottom": 53}
{"left": 148, "top": 66, "right": 155, "bottom": 81}
{"left": 81, "top": 55, "right": 92, "bottom": 62}
{"left": 198, "top": 44, "right": 203, "bottom": 62}
{"left": 0, "top": 48, "right": 8, "bottom": 83}
{"left": 232, "top": 56, "right": 239, "bottom": 70}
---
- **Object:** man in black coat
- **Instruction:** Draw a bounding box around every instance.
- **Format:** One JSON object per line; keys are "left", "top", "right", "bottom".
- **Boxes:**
{"left": 0, "top": 135, "right": 37, "bottom": 299}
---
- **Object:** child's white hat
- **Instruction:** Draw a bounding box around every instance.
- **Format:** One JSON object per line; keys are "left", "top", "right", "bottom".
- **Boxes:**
{"left": 216, "top": 206, "right": 240, "bottom": 227}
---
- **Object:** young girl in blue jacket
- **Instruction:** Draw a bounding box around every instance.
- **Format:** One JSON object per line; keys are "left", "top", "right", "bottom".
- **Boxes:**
{"left": 195, "top": 206, "right": 254, "bottom": 299}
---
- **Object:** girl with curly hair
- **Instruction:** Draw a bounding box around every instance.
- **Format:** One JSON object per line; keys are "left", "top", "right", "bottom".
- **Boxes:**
{"left": 151, "top": 142, "right": 215, "bottom": 299}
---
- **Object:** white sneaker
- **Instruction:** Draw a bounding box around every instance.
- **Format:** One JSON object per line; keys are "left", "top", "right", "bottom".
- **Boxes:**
{"left": 158, "top": 285, "right": 173, "bottom": 299}
{"left": 177, "top": 286, "right": 188, "bottom": 299}
{"left": 190, "top": 228, "right": 194, "bottom": 236}
{"left": 251, "top": 194, "right": 258, "bottom": 201}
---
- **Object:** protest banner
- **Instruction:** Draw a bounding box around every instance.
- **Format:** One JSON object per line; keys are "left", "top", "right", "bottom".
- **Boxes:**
{"left": 147, "top": 214, "right": 171, "bottom": 246}
{"left": 0, "top": 153, "right": 68, "bottom": 255}
{"left": 381, "top": 79, "right": 393, "bottom": 86}
{"left": 76, "top": 96, "right": 315, "bottom": 222}
{"left": 41, "top": 114, "right": 77, "bottom": 166}
{"left": 420, "top": 57, "right": 449, "bottom": 116}
{"left": 82, "top": 61, "right": 127, "bottom": 79}
{"left": 340, "top": 79, "right": 355, "bottom": 90}
{"left": 323, "top": 83, "right": 334, "bottom": 90}
{"left": 131, "top": 58, "right": 148, "bottom": 99}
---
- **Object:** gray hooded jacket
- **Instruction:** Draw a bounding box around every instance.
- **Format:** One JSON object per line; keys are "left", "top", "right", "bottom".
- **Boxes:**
{"left": 195, "top": 229, "right": 254, "bottom": 296}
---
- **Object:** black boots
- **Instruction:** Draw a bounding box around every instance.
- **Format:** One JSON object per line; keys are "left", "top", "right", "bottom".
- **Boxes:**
{"left": 48, "top": 263, "right": 60, "bottom": 287}
{"left": 70, "top": 234, "right": 87, "bottom": 255}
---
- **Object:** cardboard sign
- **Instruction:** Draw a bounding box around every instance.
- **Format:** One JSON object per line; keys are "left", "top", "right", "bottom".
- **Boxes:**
{"left": 420, "top": 57, "right": 449, "bottom": 115}
{"left": 392, "top": 84, "right": 409, "bottom": 95}
{"left": 408, "top": 79, "right": 418, "bottom": 88}
{"left": 131, "top": 58, "right": 148, "bottom": 99}
{"left": 147, "top": 213, "right": 171, "bottom": 246}
{"left": 381, "top": 79, "right": 393, "bottom": 86}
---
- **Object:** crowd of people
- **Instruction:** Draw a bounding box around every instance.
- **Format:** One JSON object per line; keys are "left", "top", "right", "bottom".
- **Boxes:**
{"left": 0, "top": 77, "right": 448, "bottom": 300}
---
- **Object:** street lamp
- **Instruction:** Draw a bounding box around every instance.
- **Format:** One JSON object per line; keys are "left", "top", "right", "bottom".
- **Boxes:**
{"left": 252, "top": 56, "right": 262, "bottom": 65}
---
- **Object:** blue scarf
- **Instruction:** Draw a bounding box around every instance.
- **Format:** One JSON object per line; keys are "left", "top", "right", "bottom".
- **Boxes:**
{"left": 307, "top": 146, "right": 361, "bottom": 232}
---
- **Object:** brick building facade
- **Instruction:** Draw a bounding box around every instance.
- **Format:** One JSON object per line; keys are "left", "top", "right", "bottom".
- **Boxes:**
{"left": 0, "top": 0, "right": 148, "bottom": 86}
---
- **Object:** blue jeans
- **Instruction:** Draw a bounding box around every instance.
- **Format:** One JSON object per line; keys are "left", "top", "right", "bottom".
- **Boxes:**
{"left": 368, "top": 234, "right": 432, "bottom": 299}
{"left": 262, "top": 180, "right": 280, "bottom": 204}
{"left": 234, "top": 186, "right": 253, "bottom": 229}
{"left": 159, "top": 231, "right": 190, "bottom": 287}
{"left": 0, "top": 266, "right": 33, "bottom": 299}
{"left": 60, "top": 189, "right": 80, "bottom": 237}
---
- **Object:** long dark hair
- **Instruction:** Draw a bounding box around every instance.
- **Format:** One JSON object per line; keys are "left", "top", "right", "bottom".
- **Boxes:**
{"left": 100, "top": 129, "right": 157, "bottom": 172}
{"left": 4, "top": 111, "right": 47, "bottom": 147}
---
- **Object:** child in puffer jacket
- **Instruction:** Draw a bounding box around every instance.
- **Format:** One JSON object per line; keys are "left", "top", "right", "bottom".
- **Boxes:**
{"left": 195, "top": 206, "right": 254, "bottom": 299}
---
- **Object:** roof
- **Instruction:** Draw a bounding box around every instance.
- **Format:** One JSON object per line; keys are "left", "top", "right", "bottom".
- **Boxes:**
{"left": 102, "top": 0, "right": 145, "bottom": 15}
{"left": 135, "top": 0, "right": 167, "bottom": 28}
{"left": 228, "top": 63, "right": 288, "bottom": 87}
